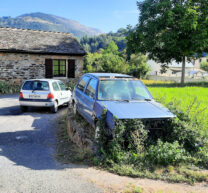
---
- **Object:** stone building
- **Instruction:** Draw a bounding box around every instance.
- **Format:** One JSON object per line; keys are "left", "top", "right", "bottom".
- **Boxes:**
{"left": 0, "top": 27, "right": 85, "bottom": 84}
{"left": 148, "top": 59, "right": 195, "bottom": 77}
{"left": 193, "top": 53, "right": 208, "bottom": 69}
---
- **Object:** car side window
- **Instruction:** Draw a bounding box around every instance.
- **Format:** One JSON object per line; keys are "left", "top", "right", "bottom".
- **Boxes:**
{"left": 85, "top": 78, "right": 97, "bottom": 99}
{"left": 77, "top": 76, "right": 90, "bottom": 92}
{"left": 58, "top": 81, "right": 66, "bottom": 91}
{"left": 52, "top": 82, "right": 60, "bottom": 91}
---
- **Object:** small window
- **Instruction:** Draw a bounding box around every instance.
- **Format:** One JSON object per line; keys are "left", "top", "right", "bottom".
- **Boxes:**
{"left": 199, "top": 59, "right": 202, "bottom": 63}
{"left": 52, "top": 82, "right": 60, "bottom": 91}
{"left": 53, "top": 59, "right": 66, "bottom": 77}
{"left": 77, "top": 76, "right": 90, "bottom": 92}
{"left": 58, "top": 81, "right": 66, "bottom": 91}
{"left": 85, "top": 78, "right": 97, "bottom": 99}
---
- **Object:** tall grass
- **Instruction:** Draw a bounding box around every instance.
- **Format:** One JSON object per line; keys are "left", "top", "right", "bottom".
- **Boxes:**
{"left": 147, "top": 82, "right": 208, "bottom": 135}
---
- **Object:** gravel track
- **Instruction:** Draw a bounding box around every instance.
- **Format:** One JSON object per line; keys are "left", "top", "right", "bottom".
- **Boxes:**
{"left": 0, "top": 94, "right": 102, "bottom": 193}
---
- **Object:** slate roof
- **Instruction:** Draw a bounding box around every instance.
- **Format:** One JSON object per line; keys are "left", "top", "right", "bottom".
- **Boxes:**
{"left": 0, "top": 27, "right": 86, "bottom": 55}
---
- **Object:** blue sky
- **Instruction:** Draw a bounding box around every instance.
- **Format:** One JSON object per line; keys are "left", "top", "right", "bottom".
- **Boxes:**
{"left": 0, "top": 0, "right": 139, "bottom": 33}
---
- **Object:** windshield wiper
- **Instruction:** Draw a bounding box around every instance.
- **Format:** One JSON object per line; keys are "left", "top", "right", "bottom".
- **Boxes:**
{"left": 131, "top": 97, "right": 152, "bottom": 101}
{"left": 144, "top": 98, "right": 152, "bottom": 101}
{"left": 32, "top": 88, "right": 38, "bottom": 93}
{"left": 120, "top": 99, "right": 130, "bottom": 102}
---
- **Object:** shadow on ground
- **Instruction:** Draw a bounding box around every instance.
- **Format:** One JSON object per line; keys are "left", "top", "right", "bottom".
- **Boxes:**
{"left": 0, "top": 98, "right": 85, "bottom": 170}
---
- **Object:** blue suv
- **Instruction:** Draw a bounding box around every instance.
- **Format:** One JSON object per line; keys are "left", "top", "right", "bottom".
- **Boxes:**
{"left": 72, "top": 73, "right": 175, "bottom": 135}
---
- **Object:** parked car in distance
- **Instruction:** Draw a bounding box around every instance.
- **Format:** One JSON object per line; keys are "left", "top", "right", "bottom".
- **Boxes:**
{"left": 19, "top": 79, "right": 72, "bottom": 113}
{"left": 72, "top": 73, "right": 175, "bottom": 136}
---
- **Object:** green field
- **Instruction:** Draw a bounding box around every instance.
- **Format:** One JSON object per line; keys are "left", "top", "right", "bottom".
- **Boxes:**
{"left": 147, "top": 84, "right": 208, "bottom": 135}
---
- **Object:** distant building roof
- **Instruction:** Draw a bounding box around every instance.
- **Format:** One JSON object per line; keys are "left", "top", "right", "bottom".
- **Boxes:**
{"left": 0, "top": 27, "right": 86, "bottom": 56}
{"left": 168, "top": 60, "right": 194, "bottom": 68}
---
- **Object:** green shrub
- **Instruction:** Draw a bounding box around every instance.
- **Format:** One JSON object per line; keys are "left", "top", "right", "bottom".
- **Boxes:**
{"left": 0, "top": 81, "right": 20, "bottom": 94}
{"left": 146, "top": 139, "right": 189, "bottom": 166}
{"left": 95, "top": 106, "right": 208, "bottom": 169}
{"left": 96, "top": 112, "right": 147, "bottom": 165}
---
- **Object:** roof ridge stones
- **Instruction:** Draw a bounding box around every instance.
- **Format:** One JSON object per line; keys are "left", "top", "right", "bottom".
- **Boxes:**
{"left": 0, "top": 27, "right": 86, "bottom": 55}
{"left": 0, "top": 26, "right": 74, "bottom": 36}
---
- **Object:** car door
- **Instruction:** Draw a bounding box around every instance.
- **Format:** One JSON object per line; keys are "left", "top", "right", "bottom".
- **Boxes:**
{"left": 58, "top": 81, "right": 69, "bottom": 104}
{"left": 51, "top": 81, "right": 61, "bottom": 104}
{"left": 74, "top": 76, "right": 91, "bottom": 116}
{"left": 82, "top": 78, "right": 98, "bottom": 125}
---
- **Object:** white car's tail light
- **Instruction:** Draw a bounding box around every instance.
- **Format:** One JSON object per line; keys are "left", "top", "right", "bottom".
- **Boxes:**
{"left": 19, "top": 92, "right": 24, "bottom": 99}
{"left": 47, "top": 93, "right": 54, "bottom": 99}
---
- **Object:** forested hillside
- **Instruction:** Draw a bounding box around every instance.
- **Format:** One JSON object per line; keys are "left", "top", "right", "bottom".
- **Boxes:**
{"left": 80, "top": 27, "right": 131, "bottom": 53}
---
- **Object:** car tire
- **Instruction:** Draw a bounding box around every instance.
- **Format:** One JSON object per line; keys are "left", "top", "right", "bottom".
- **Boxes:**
{"left": 51, "top": 101, "right": 58, "bottom": 113}
{"left": 72, "top": 102, "right": 77, "bottom": 115}
{"left": 20, "top": 106, "right": 27, "bottom": 112}
{"left": 95, "top": 122, "right": 100, "bottom": 140}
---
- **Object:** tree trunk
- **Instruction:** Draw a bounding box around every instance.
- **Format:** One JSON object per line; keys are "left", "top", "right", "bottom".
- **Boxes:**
{"left": 181, "top": 56, "right": 186, "bottom": 84}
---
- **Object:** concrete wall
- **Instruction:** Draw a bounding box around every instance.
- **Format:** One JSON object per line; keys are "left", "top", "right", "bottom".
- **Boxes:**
{"left": 0, "top": 52, "right": 83, "bottom": 84}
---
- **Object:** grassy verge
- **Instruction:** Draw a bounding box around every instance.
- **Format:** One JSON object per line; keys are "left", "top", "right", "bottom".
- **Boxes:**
{"left": 55, "top": 112, "right": 93, "bottom": 164}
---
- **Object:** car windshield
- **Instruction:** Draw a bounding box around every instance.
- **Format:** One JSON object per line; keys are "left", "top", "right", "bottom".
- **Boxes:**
{"left": 22, "top": 81, "right": 49, "bottom": 91}
{"left": 98, "top": 79, "right": 152, "bottom": 101}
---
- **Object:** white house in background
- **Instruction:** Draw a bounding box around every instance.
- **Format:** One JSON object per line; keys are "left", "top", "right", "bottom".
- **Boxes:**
{"left": 148, "top": 59, "right": 195, "bottom": 77}
{"left": 193, "top": 53, "right": 208, "bottom": 69}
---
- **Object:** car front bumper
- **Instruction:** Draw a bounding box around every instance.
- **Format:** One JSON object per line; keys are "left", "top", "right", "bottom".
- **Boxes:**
{"left": 19, "top": 98, "right": 54, "bottom": 107}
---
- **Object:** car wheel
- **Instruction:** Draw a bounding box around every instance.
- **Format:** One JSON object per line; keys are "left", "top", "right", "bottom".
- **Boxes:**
{"left": 95, "top": 122, "right": 100, "bottom": 140}
{"left": 65, "top": 102, "right": 70, "bottom": 107}
{"left": 51, "top": 101, "right": 58, "bottom": 113}
{"left": 20, "top": 106, "right": 27, "bottom": 112}
{"left": 72, "top": 102, "right": 77, "bottom": 115}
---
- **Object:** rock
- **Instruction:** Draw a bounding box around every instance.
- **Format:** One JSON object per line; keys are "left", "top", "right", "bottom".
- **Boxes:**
{"left": 66, "top": 108, "right": 97, "bottom": 153}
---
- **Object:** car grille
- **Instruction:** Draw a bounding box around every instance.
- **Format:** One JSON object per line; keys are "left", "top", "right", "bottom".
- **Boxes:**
{"left": 142, "top": 119, "right": 171, "bottom": 130}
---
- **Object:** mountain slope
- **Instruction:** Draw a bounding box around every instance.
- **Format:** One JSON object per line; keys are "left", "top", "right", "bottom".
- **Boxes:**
{"left": 0, "top": 12, "right": 103, "bottom": 38}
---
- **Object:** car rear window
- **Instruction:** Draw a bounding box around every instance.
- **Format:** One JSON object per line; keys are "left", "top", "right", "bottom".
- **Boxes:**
{"left": 22, "top": 81, "right": 49, "bottom": 91}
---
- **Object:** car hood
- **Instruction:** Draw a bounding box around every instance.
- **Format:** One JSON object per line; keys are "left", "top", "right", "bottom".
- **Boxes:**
{"left": 96, "top": 100, "right": 175, "bottom": 119}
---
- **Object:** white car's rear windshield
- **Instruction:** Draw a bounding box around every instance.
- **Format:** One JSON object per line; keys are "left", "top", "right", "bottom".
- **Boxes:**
{"left": 22, "top": 81, "right": 49, "bottom": 91}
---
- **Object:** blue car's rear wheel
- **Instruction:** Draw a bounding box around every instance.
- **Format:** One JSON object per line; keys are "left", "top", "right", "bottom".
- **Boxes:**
{"left": 73, "top": 102, "right": 77, "bottom": 115}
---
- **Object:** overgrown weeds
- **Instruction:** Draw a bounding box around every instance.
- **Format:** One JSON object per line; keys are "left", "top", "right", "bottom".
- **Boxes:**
{"left": 93, "top": 102, "right": 208, "bottom": 184}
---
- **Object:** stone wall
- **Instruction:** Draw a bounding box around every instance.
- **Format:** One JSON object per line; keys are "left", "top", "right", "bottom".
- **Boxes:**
{"left": 0, "top": 52, "right": 83, "bottom": 84}
{"left": 67, "top": 106, "right": 95, "bottom": 153}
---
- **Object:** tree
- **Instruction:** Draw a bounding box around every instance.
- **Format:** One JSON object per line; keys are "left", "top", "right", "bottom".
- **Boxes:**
{"left": 200, "top": 61, "right": 208, "bottom": 72}
{"left": 102, "top": 41, "right": 119, "bottom": 55}
{"left": 127, "top": 0, "right": 208, "bottom": 84}
{"left": 80, "top": 28, "right": 128, "bottom": 53}
{"left": 84, "top": 41, "right": 128, "bottom": 73}
{"left": 128, "top": 54, "right": 150, "bottom": 78}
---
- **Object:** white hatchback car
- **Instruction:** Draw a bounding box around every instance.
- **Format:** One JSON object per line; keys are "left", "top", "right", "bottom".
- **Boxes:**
{"left": 19, "top": 79, "right": 72, "bottom": 113}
